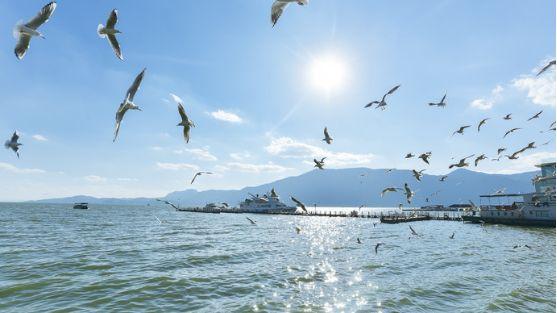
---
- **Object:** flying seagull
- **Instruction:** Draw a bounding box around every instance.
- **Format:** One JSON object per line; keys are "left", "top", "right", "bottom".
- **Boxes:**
{"left": 477, "top": 118, "right": 489, "bottom": 132}
{"left": 314, "top": 157, "right": 326, "bottom": 170}
{"left": 4, "top": 132, "right": 22, "bottom": 158}
{"left": 449, "top": 155, "right": 474, "bottom": 169}
{"left": 439, "top": 175, "right": 448, "bottom": 182}
{"left": 412, "top": 169, "right": 425, "bottom": 182}
{"left": 13, "top": 1, "right": 57, "bottom": 60}
{"left": 374, "top": 242, "right": 383, "bottom": 254}
{"left": 503, "top": 128, "right": 521, "bottom": 138}
{"left": 497, "top": 148, "right": 506, "bottom": 155}
{"left": 381, "top": 187, "right": 401, "bottom": 197}
{"left": 365, "top": 84, "right": 401, "bottom": 110}
{"left": 246, "top": 217, "right": 257, "bottom": 225}
{"left": 170, "top": 93, "right": 195, "bottom": 143}
{"left": 271, "top": 0, "right": 308, "bottom": 27}
{"left": 291, "top": 196, "right": 307, "bottom": 213}
{"left": 113, "top": 68, "right": 146, "bottom": 142}
{"left": 452, "top": 125, "right": 471, "bottom": 136}
{"left": 405, "top": 153, "right": 414, "bottom": 159}
{"left": 418, "top": 152, "right": 432, "bottom": 165}
{"left": 409, "top": 225, "right": 419, "bottom": 236}
{"left": 536, "top": 60, "right": 556, "bottom": 76}
{"left": 428, "top": 94, "right": 447, "bottom": 107}
{"left": 474, "top": 154, "right": 487, "bottom": 167}
{"left": 505, "top": 149, "right": 524, "bottom": 160}
{"left": 527, "top": 110, "right": 543, "bottom": 121}
{"left": 503, "top": 114, "right": 512, "bottom": 120}
{"left": 156, "top": 198, "right": 179, "bottom": 210}
{"left": 191, "top": 171, "right": 213, "bottom": 184}
{"left": 403, "top": 183, "right": 414, "bottom": 204}
{"left": 97, "top": 9, "right": 123, "bottom": 60}
{"left": 322, "top": 127, "right": 333, "bottom": 144}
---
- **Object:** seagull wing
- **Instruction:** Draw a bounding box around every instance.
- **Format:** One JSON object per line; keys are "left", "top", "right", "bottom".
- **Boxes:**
{"left": 107, "top": 34, "right": 123, "bottom": 60}
{"left": 126, "top": 68, "right": 146, "bottom": 102}
{"left": 113, "top": 105, "right": 127, "bottom": 142}
{"left": 271, "top": 1, "right": 289, "bottom": 26}
{"left": 291, "top": 196, "right": 307, "bottom": 212}
{"left": 440, "top": 93, "right": 446, "bottom": 103}
{"left": 365, "top": 101, "right": 379, "bottom": 108}
{"left": 324, "top": 127, "right": 330, "bottom": 140}
{"left": 14, "top": 34, "right": 32, "bottom": 60}
{"left": 177, "top": 102, "right": 188, "bottom": 122}
{"left": 191, "top": 172, "right": 200, "bottom": 184}
{"left": 537, "top": 60, "right": 556, "bottom": 76}
{"left": 10, "top": 132, "right": 19, "bottom": 143}
{"left": 25, "top": 2, "right": 57, "bottom": 29}
{"left": 106, "top": 9, "right": 118, "bottom": 29}
{"left": 386, "top": 84, "right": 401, "bottom": 96}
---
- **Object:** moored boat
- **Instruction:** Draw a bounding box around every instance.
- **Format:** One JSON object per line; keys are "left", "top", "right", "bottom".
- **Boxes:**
{"left": 73, "top": 202, "right": 88, "bottom": 209}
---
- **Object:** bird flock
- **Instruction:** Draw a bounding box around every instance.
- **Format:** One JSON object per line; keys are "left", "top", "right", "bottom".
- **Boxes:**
{"left": 3, "top": 2, "right": 556, "bottom": 211}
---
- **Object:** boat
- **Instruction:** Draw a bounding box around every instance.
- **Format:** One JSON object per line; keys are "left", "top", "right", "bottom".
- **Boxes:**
{"left": 238, "top": 188, "right": 296, "bottom": 213}
{"left": 73, "top": 202, "right": 88, "bottom": 209}
{"left": 380, "top": 214, "right": 430, "bottom": 224}
{"left": 462, "top": 162, "right": 556, "bottom": 227}
{"left": 176, "top": 203, "right": 224, "bottom": 213}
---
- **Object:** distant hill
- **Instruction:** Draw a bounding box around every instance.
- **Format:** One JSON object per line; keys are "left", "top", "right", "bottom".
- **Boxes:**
{"left": 31, "top": 168, "right": 538, "bottom": 207}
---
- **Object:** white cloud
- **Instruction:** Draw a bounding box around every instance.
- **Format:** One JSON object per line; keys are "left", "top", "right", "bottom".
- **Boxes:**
{"left": 156, "top": 162, "right": 199, "bottom": 171}
{"left": 265, "top": 137, "right": 375, "bottom": 167}
{"left": 470, "top": 85, "right": 503, "bottom": 110}
{"left": 0, "top": 162, "right": 45, "bottom": 174}
{"left": 230, "top": 151, "right": 251, "bottom": 161}
{"left": 32, "top": 134, "right": 48, "bottom": 142}
{"left": 116, "top": 177, "right": 139, "bottom": 182}
{"left": 173, "top": 147, "right": 217, "bottom": 161}
{"left": 150, "top": 146, "right": 163, "bottom": 151}
{"left": 84, "top": 175, "right": 107, "bottom": 183}
{"left": 223, "top": 162, "right": 290, "bottom": 173}
{"left": 492, "top": 152, "right": 556, "bottom": 174}
{"left": 210, "top": 110, "right": 243, "bottom": 123}
{"left": 513, "top": 75, "right": 556, "bottom": 107}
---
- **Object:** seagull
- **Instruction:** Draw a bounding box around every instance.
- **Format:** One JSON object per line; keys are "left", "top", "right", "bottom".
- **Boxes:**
{"left": 13, "top": 1, "right": 57, "bottom": 60}
{"left": 418, "top": 152, "right": 432, "bottom": 164}
{"left": 170, "top": 93, "right": 195, "bottom": 143}
{"left": 428, "top": 94, "right": 447, "bottom": 107}
{"left": 536, "top": 60, "right": 556, "bottom": 76}
{"left": 156, "top": 198, "right": 179, "bottom": 210}
{"left": 527, "top": 110, "right": 543, "bottom": 121}
{"left": 357, "top": 238, "right": 362, "bottom": 244}
{"left": 97, "top": 9, "right": 123, "bottom": 60}
{"left": 113, "top": 68, "right": 146, "bottom": 142}
{"left": 497, "top": 148, "right": 506, "bottom": 155}
{"left": 191, "top": 171, "right": 213, "bottom": 184}
{"left": 452, "top": 125, "right": 471, "bottom": 136}
{"left": 505, "top": 150, "right": 522, "bottom": 160}
{"left": 541, "top": 140, "right": 551, "bottom": 146}
{"left": 513, "top": 244, "right": 532, "bottom": 249}
{"left": 295, "top": 226, "right": 301, "bottom": 234}
{"left": 246, "top": 217, "right": 257, "bottom": 225}
{"left": 385, "top": 168, "right": 394, "bottom": 173}
{"left": 439, "top": 175, "right": 448, "bottom": 182}
{"left": 503, "top": 114, "right": 512, "bottom": 120}
{"left": 409, "top": 225, "right": 419, "bottom": 236}
{"left": 380, "top": 187, "right": 401, "bottom": 197}
{"left": 4, "top": 132, "right": 23, "bottom": 158}
{"left": 365, "top": 85, "right": 401, "bottom": 110}
{"left": 520, "top": 141, "right": 537, "bottom": 152}
{"left": 449, "top": 155, "right": 474, "bottom": 169}
{"left": 503, "top": 128, "right": 521, "bottom": 138}
{"left": 474, "top": 154, "right": 487, "bottom": 167}
{"left": 271, "top": 0, "right": 308, "bottom": 27}
{"left": 412, "top": 169, "right": 425, "bottom": 182}
{"left": 403, "top": 183, "right": 414, "bottom": 204}
{"left": 405, "top": 153, "right": 415, "bottom": 159}
{"left": 477, "top": 118, "right": 489, "bottom": 132}
{"left": 449, "top": 232, "right": 455, "bottom": 239}
{"left": 491, "top": 156, "right": 502, "bottom": 162}
{"left": 313, "top": 157, "right": 326, "bottom": 170}
{"left": 374, "top": 242, "right": 384, "bottom": 254}
{"left": 322, "top": 127, "right": 333, "bottom": 144}
{"left": 291, "top": 196, "right": 307, "bottom": 213}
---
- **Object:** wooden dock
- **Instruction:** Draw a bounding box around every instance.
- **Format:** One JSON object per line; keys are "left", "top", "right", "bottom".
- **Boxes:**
{"left": 176, "top": 207, "right": 463, "bottom": 223}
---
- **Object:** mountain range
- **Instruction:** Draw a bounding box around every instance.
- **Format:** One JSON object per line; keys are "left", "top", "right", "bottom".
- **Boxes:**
{"left": 31, "top": 168, "right": 538, "bottom": 207}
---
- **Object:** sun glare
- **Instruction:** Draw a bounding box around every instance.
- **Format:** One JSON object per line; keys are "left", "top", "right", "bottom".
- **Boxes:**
{"left": 308, "top": 54, "right": 348, "bottom": 94}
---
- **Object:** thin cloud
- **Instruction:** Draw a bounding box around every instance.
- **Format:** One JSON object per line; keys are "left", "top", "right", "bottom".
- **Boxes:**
{"left": 173, "top": 147, "right": 217, "bottom": 161}
{"left": 210, "top": 110, "right": 243, "bottom": 123}
{"left": 0, "top": 162, "right": 46, "bottom": 174}
{"left": 513, "top": 74, "right": 555, "bottom": 107}
{"left": 223, "top": 162, "right": 290, "bottom": 173}
{"left": 156, "top": 162, "right": 199, "bottom": 171}
{"left": 230, "top": 151, "right": 251, "bottom": 161}
{"left": 84, "top": 175, "right": 107, "bottom": 183}
{"left": 32, "top": 134, "right": 48, "bottom": 142}
{"left": 470, "top": 85, "right": 503, "bottom": 110}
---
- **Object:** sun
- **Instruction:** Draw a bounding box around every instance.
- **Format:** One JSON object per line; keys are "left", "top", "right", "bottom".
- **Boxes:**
{"left": 308, "top": 54, "right": 348, "bottom": 94}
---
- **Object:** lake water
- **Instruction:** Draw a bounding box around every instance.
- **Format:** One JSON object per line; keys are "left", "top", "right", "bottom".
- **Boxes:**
{"left": 0, "top": 203, "right": 555, "bottom": 312}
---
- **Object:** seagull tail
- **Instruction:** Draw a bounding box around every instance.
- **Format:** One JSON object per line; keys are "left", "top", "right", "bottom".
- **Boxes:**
{"left": 97, "top": 24, "right": 106, "bottom": 38}
{"left": 12, "top": 21, "right": 24, "bottom": 39}
{"left": 4, "top": 141, "right": 10, "bottom": 149}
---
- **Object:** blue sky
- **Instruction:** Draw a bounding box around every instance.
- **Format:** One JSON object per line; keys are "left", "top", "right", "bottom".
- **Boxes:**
{"left": 0, "top": 0, "right": 555, "bottom": 201}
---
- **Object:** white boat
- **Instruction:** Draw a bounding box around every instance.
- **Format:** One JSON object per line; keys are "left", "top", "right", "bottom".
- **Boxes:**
{"left": 239, "top": 188, "right": 296, "bottom": 213}
{"left": 463, "top": 162, "right": 556, "bottom": 227}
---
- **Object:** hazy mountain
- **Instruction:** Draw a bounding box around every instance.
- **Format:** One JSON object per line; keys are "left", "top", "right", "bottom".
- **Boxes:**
{"left": 31, "top": 168, "right": 538, "bottom": 207}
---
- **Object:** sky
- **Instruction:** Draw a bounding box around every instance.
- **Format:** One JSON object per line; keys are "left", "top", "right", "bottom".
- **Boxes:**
{"left": 0, "top": 0, "right": 555, "bottom": 201}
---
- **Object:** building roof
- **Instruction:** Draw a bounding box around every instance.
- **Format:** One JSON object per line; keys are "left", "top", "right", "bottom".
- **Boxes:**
{"left": 536, "top": 162, "right": 556, "bottom": 168}
{"left": 479, "top": 193, "right": 524, "bottom": 198}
